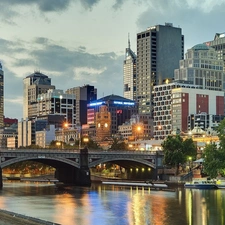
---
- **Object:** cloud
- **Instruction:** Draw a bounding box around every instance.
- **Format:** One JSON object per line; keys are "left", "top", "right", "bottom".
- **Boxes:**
{"left": 0, "top": 36, "right": 124, "bottom": 118}
{"left": 0, "top": 0, "right": 71, "bottom": 12}
{"left": 136, "top": 0, "right": 225, "bottom": 50}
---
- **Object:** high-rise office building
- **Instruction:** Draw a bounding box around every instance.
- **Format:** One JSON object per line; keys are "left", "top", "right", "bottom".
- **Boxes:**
{"left": 123, "top": 36, "right": 137, "bottom": 100}
{"left": 66, "top": 84, "right": 97, "bottom": 125}
{"left": 136, "top": 23, "right": 184, "bottom": 116}
{"left": 37, "top": 89, "right": 76, "bottom": 126}
{"left": 0, "top": 62, "right": 4, "bottom": 128}
{"left": 174, "top": 43, "right": 224, "bottom": 92}
{"left": 23, "top": 71, "right": 55, "bottom": 119}
{"left": 205, "top": 33, "right": 225, "bottom": 71}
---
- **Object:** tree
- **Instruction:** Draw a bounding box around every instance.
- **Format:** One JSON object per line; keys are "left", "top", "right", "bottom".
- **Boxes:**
{"left": 86, "top": 139, "right": 102, "bottom": 150}
{"left": 161, "top": 135, "right": 196, "bottom": 174}
{"left": 110, "top": 138, "right": 129, "bottom": 150}
{"left": 203, "top": 119, "right": 225, "bottom": 178}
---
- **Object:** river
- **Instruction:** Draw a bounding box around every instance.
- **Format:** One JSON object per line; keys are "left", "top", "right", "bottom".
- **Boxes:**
{"left": 0, "top": 181, "right": 225, "bottom": 225}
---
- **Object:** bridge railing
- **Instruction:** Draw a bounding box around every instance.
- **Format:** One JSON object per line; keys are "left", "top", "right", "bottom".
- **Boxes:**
{"left": 0, "top": 148, "right": 163, "bottom": 155}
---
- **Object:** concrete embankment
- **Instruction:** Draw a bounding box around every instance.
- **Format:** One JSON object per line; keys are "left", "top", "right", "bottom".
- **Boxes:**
{"left": 0, "top": 209, "right": 60, "bottom": 225}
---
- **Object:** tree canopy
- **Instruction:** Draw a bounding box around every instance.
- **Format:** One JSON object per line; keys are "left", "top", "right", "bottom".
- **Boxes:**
{"left": 203, "top": 119, "right": 225, "bottom": 178}
{"left": 161, "top": 135, "right": 196, "bottom": 173}
{"left": 110, "top": 138, "right": 129, "bottom": 150}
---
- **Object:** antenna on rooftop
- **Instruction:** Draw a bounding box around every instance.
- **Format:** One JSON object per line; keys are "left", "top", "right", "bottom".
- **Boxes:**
{"left": 128, "top": 33, "right": 130, "bottom": 49}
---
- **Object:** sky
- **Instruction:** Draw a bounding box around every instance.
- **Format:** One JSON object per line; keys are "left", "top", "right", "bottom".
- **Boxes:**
{"left": 0, "top": 0, "right": 225, "bottom": 120}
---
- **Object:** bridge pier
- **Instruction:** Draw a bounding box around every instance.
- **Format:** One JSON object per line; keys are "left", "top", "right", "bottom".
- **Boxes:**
{"left": 54, "top": 148, "right": 91, "bottom": 187}
{"left": 0, "top": 166, "right": 2, "bottom": 189}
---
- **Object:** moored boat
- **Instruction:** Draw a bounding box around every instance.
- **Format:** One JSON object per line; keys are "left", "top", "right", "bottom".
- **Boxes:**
{"left": 216, "top": 180, "right": 225, "bottom": 189}
{"left": 184, "top": 178, "right": 218, "bottom": 189}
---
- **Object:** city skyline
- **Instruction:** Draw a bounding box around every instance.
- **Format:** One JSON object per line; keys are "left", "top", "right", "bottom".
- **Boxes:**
{"left": 0, "top": 0, "right": 225, "bottom": 119}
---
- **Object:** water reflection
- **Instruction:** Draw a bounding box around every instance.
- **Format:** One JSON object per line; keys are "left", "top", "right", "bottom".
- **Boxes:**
{"left": 0, "top": 181, "right": 225, "bottom": 225}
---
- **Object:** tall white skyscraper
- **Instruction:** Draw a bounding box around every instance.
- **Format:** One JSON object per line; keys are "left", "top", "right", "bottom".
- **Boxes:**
{"left": 123, "top": 36, "right": 137, "bottom": 101}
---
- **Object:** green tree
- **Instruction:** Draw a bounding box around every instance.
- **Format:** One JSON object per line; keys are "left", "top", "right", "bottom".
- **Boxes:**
{"left": 85, "top": 138, "right": 102, "bottom": 150}
{"left": 203, "top": 119, "right": 225, "bottom": 178}
{"left": 110, "top": 138, "right": 129, "bottom": 150}
{"left": 162, "top": 135, "right": 196, "bottom": 174}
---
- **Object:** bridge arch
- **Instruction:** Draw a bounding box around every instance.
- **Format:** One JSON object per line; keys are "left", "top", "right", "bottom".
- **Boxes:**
{"left": 89, "top": 157, "right": 156, "bottom": 169}
{"left": 1, "top": 156, "right": 80, "bottom": 169}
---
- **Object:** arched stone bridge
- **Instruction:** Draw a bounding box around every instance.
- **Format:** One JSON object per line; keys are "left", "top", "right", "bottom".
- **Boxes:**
{"left": 0, "top": 149, "right": 163, "bottom": 188}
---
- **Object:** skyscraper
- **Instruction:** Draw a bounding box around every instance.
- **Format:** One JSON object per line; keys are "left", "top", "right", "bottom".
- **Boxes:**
{"left": 123, "top": 36, "right": 137, "bottom": 101}
{"left": 136, "top": 23, "right": 184, "bottom": 116}
{"left": 23, "top": 71, "right": 55, "bottom": 120}
{"left": 174, "top": 43, "right": 224, "bottom": 92}
{"left": 205, "top": 33, "right": 225, "bottom": 71}
{"left": 66, "top": 84, "right": 97, "bottom": 125}
{"left": 0, "top": 62, "right": 4, "bottom": 128}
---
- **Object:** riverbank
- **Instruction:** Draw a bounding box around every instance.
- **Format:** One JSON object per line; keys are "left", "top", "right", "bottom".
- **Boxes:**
{"left": 0, "top": 209, "right": 60, "bottom": 225}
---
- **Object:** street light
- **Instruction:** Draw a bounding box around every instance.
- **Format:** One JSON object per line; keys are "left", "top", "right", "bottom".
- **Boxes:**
{"left": 62, "top": 122, "right": 69, "bottom": 149}
{"left": 83, "top": 137, "right": 89, "bottom": 149}
{"left": 56, "top": 141, "right": 61, "bottom": 149}
{"left": 188, "top": 156, "right": 192, "bottom": 171}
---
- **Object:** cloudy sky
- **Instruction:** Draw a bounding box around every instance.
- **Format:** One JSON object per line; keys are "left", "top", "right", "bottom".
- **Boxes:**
{"left": 0, "top": 0, "right": 224, "bottom": 120}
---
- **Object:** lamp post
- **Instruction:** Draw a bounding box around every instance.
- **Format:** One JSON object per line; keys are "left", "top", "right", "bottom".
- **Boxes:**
{"left": 62, "top": 122, "right": 68, "bottom": 149}
{"left": 56, "top": 141, "right": 61, "bottom": 149}
{"left": 83, "top": 137, "right": 89, "bottom": 149}
{"left": 188, "top": 156, "right": 192, "bottom": 171}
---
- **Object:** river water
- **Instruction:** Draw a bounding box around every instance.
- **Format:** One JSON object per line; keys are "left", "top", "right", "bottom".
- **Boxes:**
{"left": 0, "top": 181, "right": 225, "bottom": 225}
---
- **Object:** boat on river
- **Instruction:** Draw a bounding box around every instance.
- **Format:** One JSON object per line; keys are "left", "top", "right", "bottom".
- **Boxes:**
{"left": 184, "top": 178, "right": 218, "bottom": 189}
{"left": 216, "top": 180, "right": 225, "bottom": 189}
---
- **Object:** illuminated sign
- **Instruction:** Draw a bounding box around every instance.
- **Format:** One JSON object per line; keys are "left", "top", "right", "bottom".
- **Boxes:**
{"left": 89, "top": 102, "right": 103, "bottom": 106}
{"left": 114, "top": 101, "right": 135, "bottom": 106}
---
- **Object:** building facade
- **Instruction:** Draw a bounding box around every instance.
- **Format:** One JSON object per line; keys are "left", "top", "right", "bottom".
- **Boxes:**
{"left": 174, "top": 43, "right": 224, "bottom": 92}
{"left": 123, "top": 37, "right": 137, "bottom": 101}
{"left": 23, "top": 71, "right": 55, "bottom": 120}
{"left": 153, "top": 82, "right": 224, "bottom": 139}
{"left": 66, "top": 84, "right": 97, "bottom": 126}
{"left": 87, "top": 94, "right": 138, "bottom": 135}
{"left": 37, "top": 89, "right": 76, "bottom": 126}
{"left": 187, "top": 113, "right": 225, "bottom": 131}
{"left": 36, "top": 125, "right": 55, "bottom": 148}
{"left": 205, "top": 33, "right": 225, "bottom": 71}
{"left": 95, "top": 105, "right": 111, "bottom": 142}
{"left": 0, "top": 62, "right": 4, "bottom": 128}
{"left": 18, "top": 119, "right": 48, "bottom": 147}
{"left": 136, "top": 23, "right": 184, "bottom": 116}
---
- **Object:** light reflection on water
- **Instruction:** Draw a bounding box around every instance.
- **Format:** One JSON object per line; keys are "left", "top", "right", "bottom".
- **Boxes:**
{"left": 0, "top": 181, "right": 225, "bottom": 225}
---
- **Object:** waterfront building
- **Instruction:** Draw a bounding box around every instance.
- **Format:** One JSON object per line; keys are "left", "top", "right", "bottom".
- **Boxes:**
{"left": 0, "top": 126, "right": 17, "bottom": 149}
{"left": 123, "top": 36, "right": 137, "bottom": 101}
{"left": 7, "top": 136, "right": 18, "bottom": 149}
{"left": 66, "top": 84, "right": 97, "bottom": 126}
{"left": 153, "top": 82, "right": 224, "bottom": 139}
{"left": 136, "top": 23, "right": 184, "bottom": 116}
{"left": 174, "top": 43, "right": 224, "bottom": 92}
{"left": 87, "top": 94, "right": 138, "bottom": 135}
{"left": 23, "top": 71, "right": 55, "bottom": 120}
{"left": 0, "top": 62, "right": 4, "bottom": 128}
{"left": 18, "top": 119, "right": 48, "bottom": 147}
{"left": 187, "top": 113, "right": 225, "bottom": 131}
{"left": 36, "top": 125, "right": 55, "bottom": 148}
{"left": 118, "top": 114, "right": 153, "bottom": 141}
{"left": 95, "top": 105, "right": 111, "bottom": 142}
